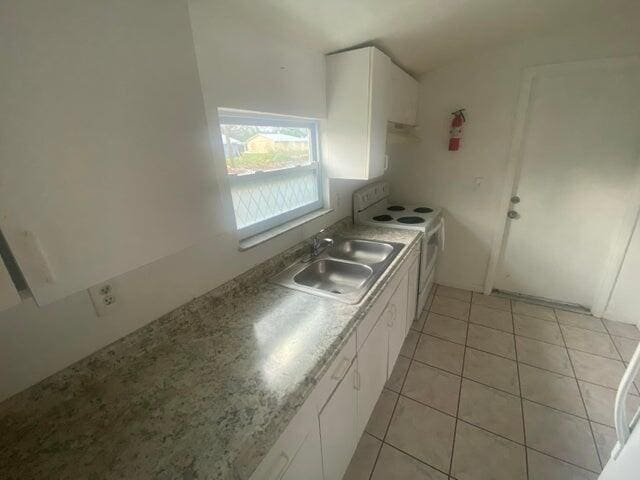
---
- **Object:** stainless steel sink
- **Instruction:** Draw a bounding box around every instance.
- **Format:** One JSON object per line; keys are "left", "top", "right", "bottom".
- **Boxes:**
{"left": 327, "top": 239, "right": 394, "bottom": 265}
{"left": 271, "top": 238, "right": 405, "bottom": 304}
{"left": 294, "top": 259, "right": 373, "bottom": 294}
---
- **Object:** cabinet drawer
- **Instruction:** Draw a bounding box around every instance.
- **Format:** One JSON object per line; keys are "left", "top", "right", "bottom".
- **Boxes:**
{"left": 356, "top": 245, "right": 418, "bottom": 351}
{"left": 248, "top": 401, "right": 320, "bottom": 480}
{"left": 310, "top": 332, "right": 356, "bottom": 412}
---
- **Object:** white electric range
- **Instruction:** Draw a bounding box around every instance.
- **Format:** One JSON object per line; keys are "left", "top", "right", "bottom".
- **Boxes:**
{"left": 353, "top": 181, "right": 444, "bottom": 315}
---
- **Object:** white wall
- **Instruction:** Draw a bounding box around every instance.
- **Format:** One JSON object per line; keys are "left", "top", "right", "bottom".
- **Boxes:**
{"left": 387, "top": 13, "right": 640, "bottom": 313}
{"left": 0, "top": 0, "right": 368, "bottom": 401}
{"left": 605, "top": 216, "right": 640, "bottom": 324}
{"left": 0, "top": 0, "right": 224, "bottom": 306}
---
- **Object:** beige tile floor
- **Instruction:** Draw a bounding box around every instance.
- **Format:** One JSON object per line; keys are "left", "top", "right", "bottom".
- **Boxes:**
{"left": 343, "top": 284, "right": 640, "bottom": 480}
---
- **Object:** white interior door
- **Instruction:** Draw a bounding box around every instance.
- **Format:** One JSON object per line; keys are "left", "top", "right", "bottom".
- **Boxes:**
{"left": 495, "top": 60, "right": 640, "bottom": 308}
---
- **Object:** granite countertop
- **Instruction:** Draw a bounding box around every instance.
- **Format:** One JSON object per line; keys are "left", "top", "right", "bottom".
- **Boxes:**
{"left": 0, "top": 219, "right": 421, "bottom": 480}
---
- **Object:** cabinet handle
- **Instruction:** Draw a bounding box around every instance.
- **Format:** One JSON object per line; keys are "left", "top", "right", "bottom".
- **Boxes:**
{"left": 387, "top": 304, "right": 397, "bottom": 327}
{"left": 331, "top": 357, "right": 350, "bottom": 381}
{"left": 353, "top": 370, "right": 361, "bottom": 391}
{"left": 267, "top": 452, "right": 290, "bottom": 480}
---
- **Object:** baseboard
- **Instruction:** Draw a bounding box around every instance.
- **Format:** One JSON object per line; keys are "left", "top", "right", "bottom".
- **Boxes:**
{"left": 602, "top": 309, "right": 640, "bottom": 327}
{"left": 435, "top": 280, "right": 483, "bottom": 294}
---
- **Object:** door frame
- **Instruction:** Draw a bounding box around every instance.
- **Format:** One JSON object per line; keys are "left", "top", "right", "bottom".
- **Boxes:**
{"left": 483, "top": 56, "right": 640, "bottom": 316}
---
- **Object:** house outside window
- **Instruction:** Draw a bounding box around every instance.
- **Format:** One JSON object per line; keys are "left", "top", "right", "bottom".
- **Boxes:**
{"left": 218, "top": 110, "right": 324, "bottom": 239}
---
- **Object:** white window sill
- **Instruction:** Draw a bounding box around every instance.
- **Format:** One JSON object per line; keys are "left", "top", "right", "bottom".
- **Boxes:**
{"left": 238, "top": 208, "right": 334, "bottom": 251}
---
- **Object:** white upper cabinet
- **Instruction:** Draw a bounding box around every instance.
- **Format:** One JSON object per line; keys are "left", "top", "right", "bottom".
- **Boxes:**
{"left": 324, "top": 47, "right": 391, "bottom": 180}
{"left": 0, "top": 1, "right": 223, "bottom": 305}
{"left": 323, "top": 47, "right": 419, "bottom": 179}
{"left": 388, "top": 63, "right": 419, "bottom": 126}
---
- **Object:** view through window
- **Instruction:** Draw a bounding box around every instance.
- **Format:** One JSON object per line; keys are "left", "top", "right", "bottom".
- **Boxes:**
{"left": 218, "top": 111, "right": 323, "bottom": 238}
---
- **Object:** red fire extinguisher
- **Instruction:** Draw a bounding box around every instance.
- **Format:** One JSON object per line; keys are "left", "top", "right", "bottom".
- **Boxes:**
{"left": 448, "top": 109, "right": 466, "bottom": 151}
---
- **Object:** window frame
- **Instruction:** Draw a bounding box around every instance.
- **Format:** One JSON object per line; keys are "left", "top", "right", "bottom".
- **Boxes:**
{"left": 218, "top": 110, "right": 324, "bottom": 240}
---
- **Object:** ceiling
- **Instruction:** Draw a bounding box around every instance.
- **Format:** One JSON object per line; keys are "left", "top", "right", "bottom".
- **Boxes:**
{"left": 213, "top": 0, "right": 639, "bottom": 75}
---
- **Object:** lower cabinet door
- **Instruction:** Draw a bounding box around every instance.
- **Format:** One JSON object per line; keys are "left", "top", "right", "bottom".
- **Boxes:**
{"left": 281, "top": 419, "right": 323, "bottom": 480}
{"left": 319, "top": 361, "right": 358, "bottom": 480}
{"left": 388, "top": 274, "right": 409, "bottom": 375}
{"left": 356, "top": 318, "right": 389, "bottom": 435}
{"left": 406, "top": 255, "right": 420, "bottom": 333}
{"left": 250, "top": 404, "right": 323, "bottom": 480}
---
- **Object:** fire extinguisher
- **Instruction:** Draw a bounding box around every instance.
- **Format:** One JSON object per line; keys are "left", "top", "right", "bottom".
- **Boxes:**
{"left": 448, "top": 109, "right": 466, "bottom": 151}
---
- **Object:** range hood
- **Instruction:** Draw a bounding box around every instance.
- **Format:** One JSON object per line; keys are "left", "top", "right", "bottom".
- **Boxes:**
{"left": 387, "top": 121, "right": 421, "bottom": 144}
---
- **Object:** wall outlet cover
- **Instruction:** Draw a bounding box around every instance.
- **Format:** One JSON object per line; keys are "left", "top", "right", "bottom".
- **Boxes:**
{"left": 88, "top": 282, "right": 118, "bottom": 317}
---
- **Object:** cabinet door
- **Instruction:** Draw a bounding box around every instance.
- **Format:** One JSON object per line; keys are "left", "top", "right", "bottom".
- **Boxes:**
{"left": 281, "top": 419, "right": 323, "bottom": 480}
{"left": 356, "top": 317, "right": 389, "bottom": 435}
{"left": 388, "top": 274, "right": 409, "bottom": 375}
{"left": 325, "top": 48, "right": 372, "bottom": 180}
{"left": 249, "top": 404, "right": 322, "bottom": 480}
{"left": 367, "top": 48, "right": 391, "bottom": 179}
{"left": 319, "top": 361, "right": 358, "bottom": 480}
{"left": 406, "top": 256, "right": 420, "bottom": 333}
{"left": 389, "top": 63, "right": 419, "bottom": 126}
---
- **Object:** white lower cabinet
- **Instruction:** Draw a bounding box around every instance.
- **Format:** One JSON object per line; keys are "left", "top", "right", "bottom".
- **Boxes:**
{"left": 356, "top": 317, "right": 389, "bottom": 436}
{"left": 249, "top": 403, "right": 323, "bottom": 480}
{"left": 387, "top": 274, "right": 409, "bottom": 375}
{"left": 251, "top": 246, "right": 418, "bottom": 480}
{"left": 319, "top": 361, "right": 358, "bottom": 480}
{"left": 280, "top": 421, "right": 323, "bottom": 480}
{"left": 406, "top": 256, "right": 420, "bottom": 333}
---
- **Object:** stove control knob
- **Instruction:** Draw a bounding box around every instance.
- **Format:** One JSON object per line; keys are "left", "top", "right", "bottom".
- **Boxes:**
{"left": 507, "top": 210, "right": 520, "bottom": 219}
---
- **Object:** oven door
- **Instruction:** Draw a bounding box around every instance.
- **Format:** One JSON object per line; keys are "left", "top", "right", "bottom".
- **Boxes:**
{"left": 419, "top": 218, "right": 444, "bottom": 294}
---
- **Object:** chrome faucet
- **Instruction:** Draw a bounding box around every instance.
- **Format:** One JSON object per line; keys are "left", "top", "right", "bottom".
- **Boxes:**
{"left": 308, "top": 229, "right": 334, "bottom": 259}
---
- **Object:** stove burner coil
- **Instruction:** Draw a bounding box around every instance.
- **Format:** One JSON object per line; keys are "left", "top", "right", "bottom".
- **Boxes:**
{"left": 397, "top": 216, "right": 425, "bottom": 224}
{"left": 373, "top": 214, "right": 393, "bottom": 222}
{"left": 414, "top": 207, "right": 433, "bottom": 213}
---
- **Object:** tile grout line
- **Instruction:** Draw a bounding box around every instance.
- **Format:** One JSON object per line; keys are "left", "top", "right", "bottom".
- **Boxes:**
{"left": 398, "top": 364, "right": 597, "bottom": 427}
{"left": 608, "top": 328, "right": 640, "bottom": 395}
{"left": 556, "top": 307, "right": 603, "bottom": 472}
{"left": 509, "top": 298, "right": 529, "bottom": 480}
{"left": 392, "top": 289, "right": 629, "bottom": 476}
{"left": 377, "top": 440, "right": 452, "bottom": 479}
{"left": 419, "top": 312, "right": 630, "bottom": 367}
{"left": 371, "top": 428, "right": 603, "bottom": 480}
{"left": 408, "top": 338, "right": 634, "bottom": 396}
{"left": 377, "top": 393, "right": 603, "bottom": 478}
{"left": 447, "top": 300, "right": 470, "bottom": 478}
{"left": 424, "top": 300, "right": 631, "bottom": 363}
{"left": 453, "top": 418, "right": 604, "bottom": 476}
{"left": 366, "top": 301, "right": 432, "bottom": 480}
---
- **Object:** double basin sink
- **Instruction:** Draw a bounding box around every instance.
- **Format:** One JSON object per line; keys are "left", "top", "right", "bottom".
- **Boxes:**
{"left": 271, "top": 238, "right": 405, "bottom": 304}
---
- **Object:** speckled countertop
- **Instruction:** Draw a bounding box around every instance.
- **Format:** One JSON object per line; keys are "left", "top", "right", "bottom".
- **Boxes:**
{"left": 0, "top": 219, "right": 421, "bottom": 480}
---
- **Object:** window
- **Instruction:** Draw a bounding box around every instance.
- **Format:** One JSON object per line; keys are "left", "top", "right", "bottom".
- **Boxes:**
{"left": 218, "top": 110, "right": 323, "bottom": 239}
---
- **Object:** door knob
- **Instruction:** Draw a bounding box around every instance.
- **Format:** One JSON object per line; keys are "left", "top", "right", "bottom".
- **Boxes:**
{"left": 507, "top": 210, "right": 520, "bottom": 219}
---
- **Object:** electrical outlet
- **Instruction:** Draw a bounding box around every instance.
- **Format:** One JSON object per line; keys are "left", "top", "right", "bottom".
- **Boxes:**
{"left": 89, "top": 282, "right": 118, "bottom": 316}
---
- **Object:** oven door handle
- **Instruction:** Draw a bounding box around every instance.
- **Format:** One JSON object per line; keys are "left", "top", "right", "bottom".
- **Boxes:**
{"left": 426, "top": 218, "right": 445, "bottom": 251}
